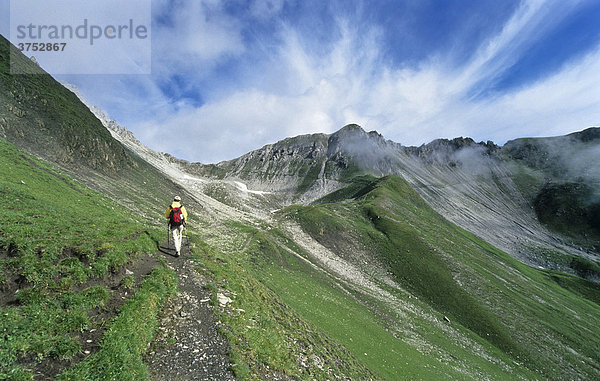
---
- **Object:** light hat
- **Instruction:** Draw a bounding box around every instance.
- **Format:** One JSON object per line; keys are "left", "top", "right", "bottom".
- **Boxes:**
{"left": 174, "top": 196, "right": 181, "bottom": 201}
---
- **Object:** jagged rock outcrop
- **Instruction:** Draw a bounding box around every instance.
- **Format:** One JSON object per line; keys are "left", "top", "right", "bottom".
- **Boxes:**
{"left": 200, "top": 132, "right": 331, "bottom": 194}
{"left": 184, "top": 124, "right": 405, "bottom": 196}
{"left": 406, "top": 137, "right": 499, "bottom": 164}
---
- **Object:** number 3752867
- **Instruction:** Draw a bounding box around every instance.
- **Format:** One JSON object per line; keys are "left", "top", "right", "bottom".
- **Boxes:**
{"left": 18, "top": 42, "right": 67, "bottom": 52}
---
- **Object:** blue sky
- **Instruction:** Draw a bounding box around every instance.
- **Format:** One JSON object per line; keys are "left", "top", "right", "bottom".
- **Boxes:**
{"left": 2, "top": 0, "right": 600, "bottom": 163}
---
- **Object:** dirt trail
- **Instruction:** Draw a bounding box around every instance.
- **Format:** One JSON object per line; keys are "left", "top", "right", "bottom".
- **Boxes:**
{"left": 145, "top": 241, "right": 234, "bottom": 381}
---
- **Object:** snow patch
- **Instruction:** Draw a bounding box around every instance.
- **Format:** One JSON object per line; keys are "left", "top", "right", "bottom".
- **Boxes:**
{"left": 182, "top": 174, "right": 205, "bottom": 183}
{"left": 233, "top": 181, "right": 271, "bottom": 195}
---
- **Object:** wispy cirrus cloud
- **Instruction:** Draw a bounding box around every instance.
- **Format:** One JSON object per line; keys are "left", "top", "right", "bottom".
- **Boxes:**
{"left": 52, "top": 0, "right": 600, "bottom": 163}
{"left": 152, "top": 0, "right": 246, "bottom": 74}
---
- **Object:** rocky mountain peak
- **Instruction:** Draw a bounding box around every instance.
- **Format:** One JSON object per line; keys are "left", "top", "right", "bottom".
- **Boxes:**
{"left": 327, "top": 124, "right": 396, "bottom": 158}
{"left": 567, "top": 126, "right": 600, "bottom": 143}
{"left": 330, "top": 123, "right": 365, "bottom": 136}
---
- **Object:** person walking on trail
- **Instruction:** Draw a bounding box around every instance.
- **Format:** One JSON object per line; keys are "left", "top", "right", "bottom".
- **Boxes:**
{"left": 165, "top": 196, "right": 188, "bottom": 257}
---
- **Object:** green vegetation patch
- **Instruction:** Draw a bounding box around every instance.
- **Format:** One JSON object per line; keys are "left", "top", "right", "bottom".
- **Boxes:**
{"left": 57, "top": 265, "right": 177, "bottom": 380}
{"left": 296, "top": 161, "right": 325, "bottom": 194}
{"left": 0, "top": 139, "right": 165, "bottom": 378}
{"left": 0, "top": 285, "right": 109, "bottom": 379}
{"left": 289, "top": 174, "right": 600, "bottom": 379}
{"left": 192, "top": 236, "right": 375, "bottom": 380}
{"left": 0, "top": 139, "right": 162, "bottom": 287}
{"left": 246, "top": 230, "right": 478, "bottom": 380}
{"left": 314, "top": 174, "right": 378, "bottom": 204}
{"left": 0, "top": 36, "right": 132, "bottom": 173}
{"left": 361, "top": 199, "right": 524, "bottom": 361}
{"left": 548, "top": 271, "right": 600, "bottom": 306}
{"left": 534, "top": 182, "right": 600, "bottom": 243}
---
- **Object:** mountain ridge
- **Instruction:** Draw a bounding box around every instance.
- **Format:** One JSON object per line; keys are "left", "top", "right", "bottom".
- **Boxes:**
{"left": 0, "top": 35, "right": 134, "bottom": 174}
{"left": 62, "top": 79, "right": 600, "bottom": 272}
{"left": 163, "top": 121, "right": 598, "bottom": 268}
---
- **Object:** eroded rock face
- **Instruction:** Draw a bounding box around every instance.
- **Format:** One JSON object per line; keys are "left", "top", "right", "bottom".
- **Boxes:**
{"left": 173, "top": 123, "right": 506, "bottom": 199}
{"left": 193, "top": 132, "right": 331, "bottom": 194}
{"left": 177, "top": 124, "right": 406, "bottom": 196}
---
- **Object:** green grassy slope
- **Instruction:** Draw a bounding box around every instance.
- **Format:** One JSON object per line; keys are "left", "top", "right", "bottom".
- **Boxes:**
{"left": 0, "top": 139, "right": 176, "bottom": 379}
{"left": 0, "top": 137, "right": 374, "bottom": 380}
{"left": 193, "top": 225, "right": 380, "bottom": 380}
{"left": 57, "top": 266, "right": 177, "bottom": 381}
{"left": 243, "top": 229, "right": 528, "bottom": 380}
{"left": 200, "top": 210, "right": 532, "bottom": 377}
{"left": 0, "top": 34, "right": 203, "bottom": 224}
{"left": 534, "top": 182, "right": 600, "bottom": 246}
{"left": 0, "top": 34, "right": 132, "bottom": 173}
{"left": 276, "top": 175, "right": 600, "bottom": 379}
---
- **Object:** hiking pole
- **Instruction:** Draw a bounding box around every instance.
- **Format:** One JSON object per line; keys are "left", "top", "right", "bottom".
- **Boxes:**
{"left": 167, "top": 222, "right": 170, "bottom": 250}
{"left": 184, "top": 224, "right": 190, "bottom": 252}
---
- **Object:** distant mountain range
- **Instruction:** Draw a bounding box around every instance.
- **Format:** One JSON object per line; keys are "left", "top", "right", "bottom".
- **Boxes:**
{"left": 175, "top": 121, "right": 600, "bottom": 271}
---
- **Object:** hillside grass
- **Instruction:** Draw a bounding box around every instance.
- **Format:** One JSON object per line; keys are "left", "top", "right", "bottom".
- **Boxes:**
{"left": 194, "top": 218, "right": 536, "bottom": 379}
{"left": 0, "top": 139, "right": 174, "bottom": 379}
{"left": 296, "top": 161, "right": 325, "bottom": 194}
{"left": 314, "top": 174, "right": 378, "bottom": 203}
{"left": 534, "top": 182, "right": 600, "bottom": 246}
{"left": 506, "top": 153, "right": 600, "bottom": 254}
{"left": 57, "top": 265, "right": 177, "bottom": 381}
{"left": 192, "top": 232, "right": 377, "bottom": 380}
{"left": 244, "top": 230, "right": 521, "bottom": 380}
{"left": 360, "top": 178, "right": 525, "bottom": 360}
{"left": 288, "top": 175, "right": 600, "bottom": 379}
{"left": 0, "top": 35, "right": 132, "bottom": 173}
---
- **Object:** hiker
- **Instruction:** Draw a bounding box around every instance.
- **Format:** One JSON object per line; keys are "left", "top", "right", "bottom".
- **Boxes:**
{"left": 165, "top": 196, "right": 188, "bottom": 257}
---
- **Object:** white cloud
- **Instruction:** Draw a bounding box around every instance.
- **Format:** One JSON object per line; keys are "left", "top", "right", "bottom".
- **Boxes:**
{"left": 65, "top": 0, "right": 600, "bottom": 163}
{"left": 134, "top": 88, "right": 340, "bottom": 163}
{"left": 151, "top": 0, "right": 245, "bottom": 77}
{"left": 368, "top": 44, "right": 600, "bottom": 146}
{"left": 460, "top": 46, "right": 600, "bottom": 142}
{"left": 9, "top": 0, "right": 152, "bottom": 74}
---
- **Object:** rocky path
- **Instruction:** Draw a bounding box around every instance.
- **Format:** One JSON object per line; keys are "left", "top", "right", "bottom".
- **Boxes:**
{"left": 145, "top": 242, "right": 234, "bottom": 381}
